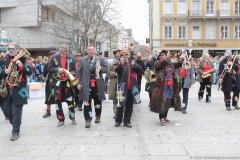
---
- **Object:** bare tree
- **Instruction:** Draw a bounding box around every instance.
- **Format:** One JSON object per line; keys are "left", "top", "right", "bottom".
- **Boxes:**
{"left": 41, "top": 0, "right": 120, "bottom": 51}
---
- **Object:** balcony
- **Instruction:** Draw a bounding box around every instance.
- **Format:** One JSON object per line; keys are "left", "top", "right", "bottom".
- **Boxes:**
{"left": 188, "top": 10, "right": 240, "bottom": 21}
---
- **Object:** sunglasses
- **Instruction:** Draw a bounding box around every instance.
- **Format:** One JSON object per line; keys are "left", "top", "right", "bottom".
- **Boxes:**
{"left": 8, "top": 48, "right": 16, "bottom": 51}
{"left": 120, "top": 54, "right": 128, "bottom": 57}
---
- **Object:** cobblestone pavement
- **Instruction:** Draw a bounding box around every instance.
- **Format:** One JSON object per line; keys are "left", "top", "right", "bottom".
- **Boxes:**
{"left": 1, "top": 80, "right": 240, "bottom": 160}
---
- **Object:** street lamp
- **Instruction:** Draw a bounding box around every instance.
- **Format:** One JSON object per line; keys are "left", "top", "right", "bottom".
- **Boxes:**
{"left": 187, "top": 40, "right": 194, "bottom": 58}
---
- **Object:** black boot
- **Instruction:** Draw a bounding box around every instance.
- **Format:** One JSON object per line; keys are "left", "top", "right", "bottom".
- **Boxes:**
{"left": 10, "top": 132, "right": 19, "bottom": 141}
{"left": 43, "top": 110, "right": 51, "bottom": 118}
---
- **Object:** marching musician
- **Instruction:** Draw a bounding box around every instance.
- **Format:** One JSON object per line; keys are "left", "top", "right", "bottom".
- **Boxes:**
{"left": 218, "top": 50, "right": 240, "bottom": 111}
{"left": 74, "top": 51, "right": 83, "bottom": 111}
{"left": 42, "top": 50, "right": 57, "bottom": 118}
{"left": 1, "top": 44, "right": 32, "bottom": 141}
{"left": 178, "top": 52, "right": 195, "bottom": 114}
{"left": 150, "top": 50, "right": 181, "bottom": 125}
{"left": 197, "top": 52, "right": 215, "bottom": 103}
{"left": 114, "top": 50, "right": 142, "bottom": 128}
{"left": 108, "top": 49, "right": 121, "bottom": 119}
{"left": 48, "top": 44, "right": 77, "bottom": 127}
{"left": 135, "top": 52, "right": 146, "bottom": 92}
{"left": 76, "top": 45, "right": 108, "bottom": 128}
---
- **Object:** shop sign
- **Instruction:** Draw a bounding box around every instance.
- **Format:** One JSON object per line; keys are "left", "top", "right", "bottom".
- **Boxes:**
{"left": 164, "top": 42, "right": 217, "bottom": 48}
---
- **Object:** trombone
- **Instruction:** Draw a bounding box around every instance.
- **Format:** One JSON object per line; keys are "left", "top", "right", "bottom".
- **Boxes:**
{"left": 218, "top": 51, "right": 239, "bottom": 90}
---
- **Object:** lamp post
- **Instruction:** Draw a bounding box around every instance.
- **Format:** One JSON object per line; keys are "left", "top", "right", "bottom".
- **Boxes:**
{"left": 187, "top": 40, "right": 194, "bottom": 58}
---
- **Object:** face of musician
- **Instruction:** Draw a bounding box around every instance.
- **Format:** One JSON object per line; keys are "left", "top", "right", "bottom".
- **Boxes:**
{"left": 8, "top": 44, "right": 18, "bottom": 57}
{"left": 60, "top": 44, "right": 68, "bottom": 55}
{"left": 115, "top": 52, "right": 120, "bottom": 59}
{"left": 159, "top": 53, "right": 167, "bottom": 61}
{"left": 120, "top": 53, "right": 129, "bottom": 64}
{"left": 87, "top": 46, "right": 95, "bottom": 58}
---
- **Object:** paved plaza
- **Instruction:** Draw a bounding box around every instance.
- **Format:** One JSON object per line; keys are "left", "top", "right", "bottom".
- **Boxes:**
{"left": 1, "top": 80, "right": 240, "bottom": 160}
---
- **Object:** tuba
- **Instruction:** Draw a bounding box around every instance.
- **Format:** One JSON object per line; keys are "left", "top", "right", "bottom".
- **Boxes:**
{"left": 53, "top": 68, "right": 79, "bottom": 86}
{"left": 6, "top": 48, "right": 31, "bottom": 87}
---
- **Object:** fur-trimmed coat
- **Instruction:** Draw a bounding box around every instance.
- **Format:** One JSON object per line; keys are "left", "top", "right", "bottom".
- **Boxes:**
{"left": 150, "top": 59, "right": 181, "bottom": 113}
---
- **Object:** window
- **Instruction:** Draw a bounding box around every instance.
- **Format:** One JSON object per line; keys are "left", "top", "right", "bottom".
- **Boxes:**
{"left": 235, "top": 26, "right": 240, "bottom": 38}
{"left": 164, "top": 0, "right": 173, "bottom": 15}
{"left": 164, "top": 26, "right": 172, "bottom": 39}
{"left": 220, "top": 0, "right": 229, "bottom": 16}
{"left": 178, "top": 0, "right": 187, "bottom": 15}
{"left": 236, "top": 0, "right": 240, "bottom": 15}
{"left": 206, "top": 1, "right": 214, "bottom": 15}
{"left": 192, "top": 0, "right": 201, "bottom": 15}
{"left": 206, "top": 24, "right": 215, "bottom": 39}
{"left": 192, "top": 26, "right": 201, "bottom": 39}
{"left": 220, "top": 26, "right": 229, "bottom": 39}
{"left": 178, "top": 26, "right": 186, "bottom": 39}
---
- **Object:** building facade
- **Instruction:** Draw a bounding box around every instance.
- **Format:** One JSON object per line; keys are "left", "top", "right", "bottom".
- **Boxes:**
{"left": 148, "top": 0, "right": 240, "bottom": 57}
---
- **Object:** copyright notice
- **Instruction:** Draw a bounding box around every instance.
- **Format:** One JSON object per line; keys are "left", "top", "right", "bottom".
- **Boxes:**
{"left": 190, "top": 156, "right": 240, "bottom": 159}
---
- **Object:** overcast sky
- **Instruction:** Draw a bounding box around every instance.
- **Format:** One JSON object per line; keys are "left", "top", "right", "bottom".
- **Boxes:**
{"left": 118, "top": 0, "right": 149, "bottom": 43}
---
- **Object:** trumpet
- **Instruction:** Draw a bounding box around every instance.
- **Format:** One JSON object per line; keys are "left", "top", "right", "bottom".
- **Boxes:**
{"left": 53, "top": 68, "right": 79, "bottom": 86}
{"left": 116, "top": 84, "right": 124, "bottom": 108}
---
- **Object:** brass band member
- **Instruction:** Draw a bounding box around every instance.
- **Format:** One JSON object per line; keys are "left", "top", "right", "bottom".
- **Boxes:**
{"left": 218, "top": 51, "right": 240, "bottom": 111}
{"left": 42, "top": 50, "right": 57, "bottom": 118}
{"left": 74, "top": 51, "right": 83, "bottom": 111}
{"left": 48, "top": 44, "right": 77, "bottom": 127}
{"left": 1, "top": 44, "right": 32, "bottom": 141}
{"left": 114, "top": 50, "right": 142, "bottom": 128}
{"left": 108, "top": 49, "right": 121, "bottom": 119}
{"left": 77, "top": 45, "right": 108, "bottom": 128}
{"left": 179, "top": 52, "right": 195, "bottom": 114}
{"left": 150, "top": 50, "right": 181, "bottom": 124}
{"left": 197, "top": 52, "right": 215, "bottom": 103}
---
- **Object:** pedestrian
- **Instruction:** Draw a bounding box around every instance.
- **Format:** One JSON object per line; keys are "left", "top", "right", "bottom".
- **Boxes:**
{"left": 76, "top": 45, "right": 108, "bottom": 128}
{"left": 48, "top": 43, "right": 77, "bottom": 127}
{"left": 1, "top": 44, "right": 32, "bottom": 141}
{"left": 114, "top": 50, "right": 142, "bottom": 128}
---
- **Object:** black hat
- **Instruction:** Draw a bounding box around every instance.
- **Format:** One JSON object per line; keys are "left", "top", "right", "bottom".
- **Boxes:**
{"left": 48, "top": 50, "right": 57, "bottom": 56}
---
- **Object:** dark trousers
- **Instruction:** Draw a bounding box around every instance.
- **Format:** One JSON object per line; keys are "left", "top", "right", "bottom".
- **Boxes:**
{"left": 137, "top": 77, "right": 142, "bottom": 92}
{"left": 74, "top": 86, "right": 83, "bottom": 109}
{"left": 115, "top": 89, "right": 133, "bottom": 124}
{"left": 159, "top": 97, "right": 171, "bottom": 119}
{"left": 2, "top": 96, "right": 23, "bottom": 134}
{"left": 182, "top": 88, "right": 189, "bottom": 109}
{"left": 224, "top": 87, "right": 239, "bottom": 107}
{"left": 84, "top": 90, "right": 102, "bottom": 121}
{"left": 56, "top": 99, "right": 75, "bottom": 122}
{"left": 198, "top": 78, "right": 212, "bottom": 102}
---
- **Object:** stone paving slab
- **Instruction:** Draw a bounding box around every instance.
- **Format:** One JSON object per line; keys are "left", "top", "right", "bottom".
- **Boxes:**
{"left": 1, "top": 81, "right": 240, "bottom": 159}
